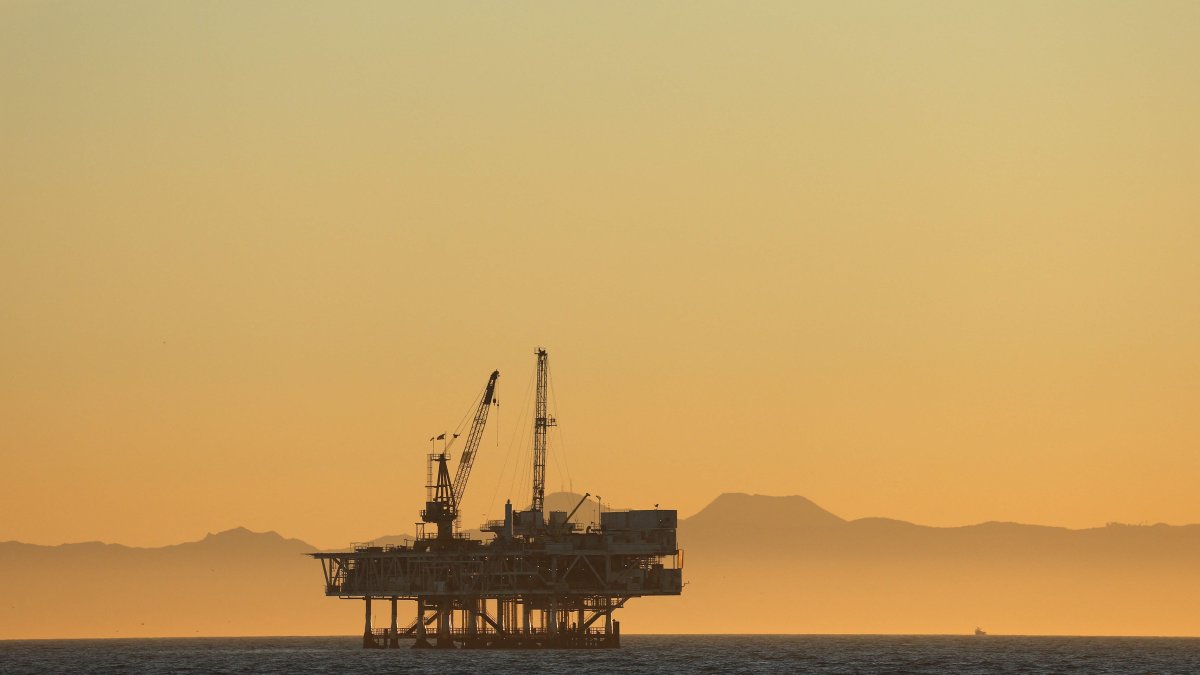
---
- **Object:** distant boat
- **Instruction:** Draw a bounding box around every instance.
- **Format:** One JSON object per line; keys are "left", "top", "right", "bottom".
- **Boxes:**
{"left": 974, "top": 627, "right": 987, "bottom": 636}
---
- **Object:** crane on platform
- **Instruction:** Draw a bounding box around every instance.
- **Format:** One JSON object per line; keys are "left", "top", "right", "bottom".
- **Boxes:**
{"left": 451, "top": 370, "right": 500, "bottom": 513}
{"left": 422, "top": 370, "right": 499, "bottom": 540}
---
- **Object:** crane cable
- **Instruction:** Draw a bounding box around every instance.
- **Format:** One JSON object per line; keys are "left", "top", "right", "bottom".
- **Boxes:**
{"left": 548, "top": 367, "right": 573, "bottom": 496}
{"left": 486, "top": 367, "right": 535, "bottom": 519}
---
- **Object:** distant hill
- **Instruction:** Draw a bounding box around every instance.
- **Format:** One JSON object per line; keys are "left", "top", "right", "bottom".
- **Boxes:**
{"left": 0, "top": 528, "right": 357, "bottom": 639}
{"left": 3, "top": 494, "right": 1200, "bottom": 638}
{"left": 622, "top": 493, "right": 1200, "bottom": 636}
{"left": 685, "top": 493, "right": 845, "bottom": 533}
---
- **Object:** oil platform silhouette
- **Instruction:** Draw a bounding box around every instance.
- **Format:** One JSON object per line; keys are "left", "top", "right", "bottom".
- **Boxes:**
{"left": 311, "top": 349, "right": 683, "bottom": 648}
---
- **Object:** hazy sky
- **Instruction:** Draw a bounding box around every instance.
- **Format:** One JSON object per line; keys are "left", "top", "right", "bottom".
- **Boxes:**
{"left": 2, "top": 1, "right": 1198, "bottom": 549}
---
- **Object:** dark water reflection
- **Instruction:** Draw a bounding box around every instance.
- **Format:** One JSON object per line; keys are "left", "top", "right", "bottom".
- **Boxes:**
{"left": 3, "top": 634, "right": 1199, "bottom": 674}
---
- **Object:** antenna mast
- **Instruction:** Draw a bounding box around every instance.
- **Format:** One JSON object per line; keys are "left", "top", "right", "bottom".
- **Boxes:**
{"left": 531, "top": 348, "right": 555, "bottom": 512}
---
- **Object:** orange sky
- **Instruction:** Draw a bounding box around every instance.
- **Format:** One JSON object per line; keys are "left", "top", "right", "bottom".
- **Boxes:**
{"left": 2, "top": 2, "right": 1198, "bottom": 550}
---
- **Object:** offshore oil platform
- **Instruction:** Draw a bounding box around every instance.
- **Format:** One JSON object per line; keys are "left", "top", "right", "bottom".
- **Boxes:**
{"left": 311, "top": 349, "right": 682, "bottom": 648}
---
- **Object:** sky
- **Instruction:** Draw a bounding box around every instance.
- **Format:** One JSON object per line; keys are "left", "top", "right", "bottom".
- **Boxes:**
{"left": 2, "top": 1, "right": 1198, "bottom": 550}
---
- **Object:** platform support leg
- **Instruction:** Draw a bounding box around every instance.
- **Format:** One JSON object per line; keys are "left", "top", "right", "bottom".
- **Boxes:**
{"left": 413, "top": 597, "right": 431, "bottom": 649}
{"left": 389, "top": 597, "right": 398, "bottom": 648}
{"left": 604, "top": 599, "right": 613, "bottom": 646}
{"left": 464, "top": 599, "right": 477, "bottom": 647}
{"left": 436, "top": 601, "right": 454, "bottom": 648}
{"left": 362, "top": 597, "right": 375, "bottom": 648}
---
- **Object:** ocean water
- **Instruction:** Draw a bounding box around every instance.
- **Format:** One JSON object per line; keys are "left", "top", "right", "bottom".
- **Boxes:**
{"left": 3, "top": 635, "right": 1199, "bottom": 674}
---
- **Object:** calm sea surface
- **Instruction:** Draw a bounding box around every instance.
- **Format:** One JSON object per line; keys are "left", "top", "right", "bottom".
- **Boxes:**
{"left": 3, "top": 635, "right": 1199, "bottom": 674}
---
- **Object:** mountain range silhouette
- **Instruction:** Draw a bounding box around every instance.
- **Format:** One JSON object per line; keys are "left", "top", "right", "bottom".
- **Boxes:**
{"left": 3, "top": 493, "right": 1197, "bottom": 638}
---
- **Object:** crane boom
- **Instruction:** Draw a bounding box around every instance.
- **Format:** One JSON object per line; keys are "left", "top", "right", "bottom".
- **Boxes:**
{"left": 451, "top": 370, "right": 500, "bottom": 510}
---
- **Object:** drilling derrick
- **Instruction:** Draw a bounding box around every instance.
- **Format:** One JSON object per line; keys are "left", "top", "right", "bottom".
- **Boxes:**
{"left": 530, "top": 348, "right": 554, "bottom": 514}
{"left": 311, "top": 350, "right": 683, "bottom": 649}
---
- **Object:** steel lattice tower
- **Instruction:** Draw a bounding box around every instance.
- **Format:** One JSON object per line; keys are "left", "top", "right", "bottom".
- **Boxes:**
{"left": 530, "top": 348, "right": 555, "bottom": 513}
